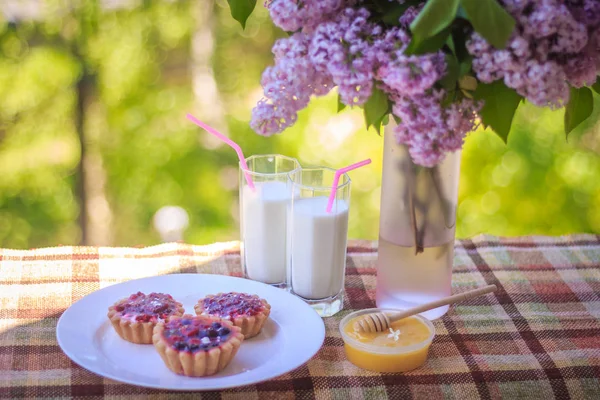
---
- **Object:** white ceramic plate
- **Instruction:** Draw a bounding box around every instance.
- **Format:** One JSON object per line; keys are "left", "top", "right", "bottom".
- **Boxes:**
{"left": 56, "top": 274, "right": 325, "bottom": 391}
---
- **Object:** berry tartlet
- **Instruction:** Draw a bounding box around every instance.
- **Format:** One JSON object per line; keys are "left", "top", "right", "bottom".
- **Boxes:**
{"left": 107, "top": 292, "right": 184, "bottom": 344}
{"left": 153, "top": 315, "right": 244, "bottom": 377}
{"left": 194, "top": 292, "right": 271, "bottom": 339}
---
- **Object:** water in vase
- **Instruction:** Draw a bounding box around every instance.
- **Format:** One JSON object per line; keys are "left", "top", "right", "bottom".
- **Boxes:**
{"left": 376, "top": 237, "right": 454, "bottom": 320}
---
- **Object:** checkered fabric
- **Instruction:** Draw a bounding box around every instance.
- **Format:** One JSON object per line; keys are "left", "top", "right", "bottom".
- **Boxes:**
{"left": 1, "top": 235, "right": 599, "bottom": 399}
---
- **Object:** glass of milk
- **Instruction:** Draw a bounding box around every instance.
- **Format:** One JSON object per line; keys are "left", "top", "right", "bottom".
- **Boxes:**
{"left": 287, "top": 167, "right": 351, "bottom": 317}
{"left": 240, "top": 154, "right": 300, "bottom": 288}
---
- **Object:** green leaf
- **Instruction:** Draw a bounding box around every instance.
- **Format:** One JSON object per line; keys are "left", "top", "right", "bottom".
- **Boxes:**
{"left": 446, "top": 35, "right": 456, "bottom": 55}
{"left": 459, "top": 75, "right": 477, "bottom": 91}
{"left": 474, "top": 80, "right": 522, "bottom": 142}
{"left": 439, "top": 53, "right": 459, "bottom": 90}
{"left": 405, "top": 27, "right": 451, "bottom": 55}
{"left": 459, "top": 57, "right": 472, "bottom": 77}
{"left": 363, "top": 86, "right": 390, "bottom": 130}
{"left": 373, "top": 119, "right": 384, "bottom": 135}
{"left": 226, "top": 0, "right": 257, "bottom": 29}
{"left": 450, "top": 24, "right": 471, "bottom": 62}
{"left": 381, "top": 4, "right": 406, "bottom": 26}
{"left": 564, "top": 87, "right": 593, "bottom": 136}
{"left": 381, "top": 6, "right": 408, "bottom": 25}
{"left": 456, "top": 5, "right": 468, "bottom": 19}
{"left": 382, "top": 114, "right": 390, "bottom": 126}
{"left": 410, "top": 0, "right": 459, "bottom": 44}
{"left": 592, "top": 77, "right": 600, "bottom": 94}
{"left": 372, "top": 108, "right": 392, "bottom": 135}
{"left": 441, "top": 89, "right": 458, "bottom": 107}
{"left": 371, "top": 0, "right": 390, "bottom": 12}
{"left": 460, "top": 0, "right": 515, "bottom": 49}
{"left": 461, "top": 88, "right": 474, "bottom": 99}
{"left": 337, "top": 95, "right": 346, "bottom": 112}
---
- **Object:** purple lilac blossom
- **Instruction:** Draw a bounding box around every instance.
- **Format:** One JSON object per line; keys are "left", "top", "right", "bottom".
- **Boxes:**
{"left": 254, "top": 1, "right": 483, "bottom": 165}
{"left": 565, "top": 0, "right": 600, "bottom": 28}
{"left": 398, "top": 5, "right": 424, "bottom": 29}
{"left": 250, "top": 33, "right": 334, "bottom": 136}
{"left": 468, "top": 0, "right": 598, "bottom": 107}
{"left": 309, "top": 7, "right": 381, "bottom": 105}
{"left": 267, "top": 0, "right": 348, "bottom": 34}
{"left": 377, "top": 52, "right": 446, "bottom": 96}
{"left": 391, "top": 90, "right": 481, "bottom": 167}
{"left": 253, "top": 0, "right": 600, "bottom": 168}
{"left": 592, "top": 30, "right": 600, "bottom": 69}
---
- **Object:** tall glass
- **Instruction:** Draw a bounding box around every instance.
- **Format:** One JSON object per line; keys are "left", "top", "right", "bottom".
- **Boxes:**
{"left": 239, "top": 154, "right": 300, "bottom": 288}
{"left": 287, "top": 167, "right": 351, "bottom": 317}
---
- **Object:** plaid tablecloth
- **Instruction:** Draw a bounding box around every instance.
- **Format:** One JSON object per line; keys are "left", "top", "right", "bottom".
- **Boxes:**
{"left": 1, "top": 235, "right": 599, "bottom": 399}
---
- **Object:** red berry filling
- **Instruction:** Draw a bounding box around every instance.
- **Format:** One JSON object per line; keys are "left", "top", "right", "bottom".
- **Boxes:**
{"left": 115, "top": 292, "right": 179, "bottom": 323}
{"left": 202, "top": 292, "right": 265, "bottom": 318}
{"left": 162, "top": 317, "right": 232, "bottom": 353}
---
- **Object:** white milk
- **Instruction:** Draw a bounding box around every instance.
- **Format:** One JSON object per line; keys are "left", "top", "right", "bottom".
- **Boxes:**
{"left": 242, "top": 181, "right": 291, "bottom": 284}
{"left": 290, "top": 197, "right": 349, "bottom": 300}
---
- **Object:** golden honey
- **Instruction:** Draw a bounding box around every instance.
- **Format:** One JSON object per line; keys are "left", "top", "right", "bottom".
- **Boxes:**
{"left": 339, "top": 310, "right": 434, "bottom": 373}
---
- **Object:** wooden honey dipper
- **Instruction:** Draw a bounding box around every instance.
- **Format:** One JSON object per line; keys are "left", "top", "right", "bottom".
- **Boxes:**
{"left": 354, "top": 284, "right": 497, "bottom": 333}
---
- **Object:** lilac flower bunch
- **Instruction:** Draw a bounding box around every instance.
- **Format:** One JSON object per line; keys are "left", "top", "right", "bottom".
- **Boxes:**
{"left": 250, "top": 32, "right": 333, "bottom": 135}
{"left": 310, "top": 8, "right": 382, "bottom": 106}
{"left": 230, "top": 0, "right": 600, "bottom": 167}
{"left": 467, "top": 0, "right": 598, "bottom": 109}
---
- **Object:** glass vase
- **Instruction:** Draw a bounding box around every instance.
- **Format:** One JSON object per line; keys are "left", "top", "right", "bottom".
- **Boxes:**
{"left": 375, "top": 127, "right": 461, "bottom": 320}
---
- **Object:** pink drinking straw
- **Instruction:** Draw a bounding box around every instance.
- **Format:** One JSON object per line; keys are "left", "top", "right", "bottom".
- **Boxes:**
{"left": 326, "top": 158, "right": 372, "bottom": 213}
{"left": 186, "top": 113, "right": 255, "bottom": 190}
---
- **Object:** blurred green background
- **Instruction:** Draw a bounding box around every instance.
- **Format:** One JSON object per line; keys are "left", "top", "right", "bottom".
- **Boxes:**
{"left": 0, "top": 0, "right": 599, "bottom": 249}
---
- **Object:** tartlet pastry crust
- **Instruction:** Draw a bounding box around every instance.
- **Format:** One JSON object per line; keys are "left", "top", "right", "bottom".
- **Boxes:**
{"left": 153, "top": 314, "right": 244, "bottom": 377}
{"left": 194, "top": 292, "right": 271, "bottom": 339}
{"left": 107, "top": 292, "right": 184, "bottom": 344}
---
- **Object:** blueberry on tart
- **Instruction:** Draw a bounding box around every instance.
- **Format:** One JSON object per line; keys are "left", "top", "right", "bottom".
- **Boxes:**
{"left": 194, "top": 292, "right": 271, "bottom": 339}
{"left": 153, "top": 314, "right": 244, "bottom": 377}
{"left": 107, "top": 292, "right": 184, "bottom": 344}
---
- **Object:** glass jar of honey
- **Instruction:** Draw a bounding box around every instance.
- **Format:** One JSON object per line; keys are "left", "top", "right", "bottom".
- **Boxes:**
{"left": 339, "top": 308, "right": 435, "bottom": 373}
